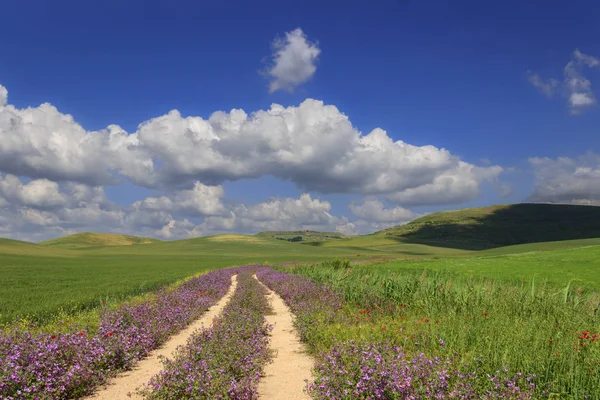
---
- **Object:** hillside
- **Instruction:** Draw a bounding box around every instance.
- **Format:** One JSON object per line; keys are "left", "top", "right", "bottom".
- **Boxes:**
{"left": 256, "top": 230, "right": 347, "bottom": 243}
{"left": 0, "top": 238, "right": 47, "bottom": 255}
{"left": 39, "top": 232, "right": 161, "bottom": 248}
{"left": 377, "top": 203, "right": 600, "bottom": 250}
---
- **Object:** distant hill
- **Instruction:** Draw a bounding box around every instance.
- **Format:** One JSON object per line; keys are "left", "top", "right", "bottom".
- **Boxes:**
{"left": 0, "top": 238, "right": 44, "bottom": 255}
{"left": 376, "top": 203, "right": 600, "bottom": 250}
{"left": 39, "top": 232, "right": 161, "bottom": 248}
{"left": 255, "top": 230, "right": 347, "bottom": 243}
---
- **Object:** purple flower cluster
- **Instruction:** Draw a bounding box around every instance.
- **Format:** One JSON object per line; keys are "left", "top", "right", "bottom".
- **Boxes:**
{"left": 307, "top": 341, "right": 538, "bottom": 399}
{"left": 142, "top": 267, "right": 272, "bottom": 399}
{"left": 258, "top": 267, "right": 540, "bottom": 399}
{"left": 0, "top": 269, "right": 234, "bottom": 399}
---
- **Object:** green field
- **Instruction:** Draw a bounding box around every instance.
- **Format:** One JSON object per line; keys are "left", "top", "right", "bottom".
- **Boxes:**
{"left": 0, "top": 234, "right": 364, "bottom": 325}
{"left": 283, "top": 257, "right": 600, "bottom": 398}
{"left": 3, "top": 203, "right": 600, "bottom": 332}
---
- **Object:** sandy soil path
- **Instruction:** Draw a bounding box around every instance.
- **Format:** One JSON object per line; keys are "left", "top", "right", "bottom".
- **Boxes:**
{"left": 86, "top": 274, "right": 238, "bottom": 400}
{"left": 254, "top": 275, "right": 314, "bottom": 400}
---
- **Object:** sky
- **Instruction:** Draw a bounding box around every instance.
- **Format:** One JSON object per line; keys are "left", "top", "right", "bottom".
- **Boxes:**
{"left": 0, "top": 0, "right": 599, "bottom": 241}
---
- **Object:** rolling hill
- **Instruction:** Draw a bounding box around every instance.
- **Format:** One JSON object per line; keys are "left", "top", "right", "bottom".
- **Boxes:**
{"left": 256, "top": 230, "right": 347, "bottom": 243}
{"left": 377, "top": 203, "right": 600, "bottom": 250}
{"left": 39, "top": 232, "right": 161, "bottom": 248}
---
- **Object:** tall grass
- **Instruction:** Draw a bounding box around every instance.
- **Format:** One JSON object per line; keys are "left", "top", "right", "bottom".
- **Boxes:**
{"left": 283, "top": 261, "right": 600, "bottom": 398}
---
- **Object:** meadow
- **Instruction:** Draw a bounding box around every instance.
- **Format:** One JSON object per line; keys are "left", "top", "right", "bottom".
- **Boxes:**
{"left": 0, "top": 234, "right": 362, "bottom": 326}
{"left": 3, "top": 204, "right": 600, "bottom": 398}
{"left": 4, "top": 230, "right": 598, "bottom": 328}
{"left": 271, "top": 257, "right": 600, "bottom": 398}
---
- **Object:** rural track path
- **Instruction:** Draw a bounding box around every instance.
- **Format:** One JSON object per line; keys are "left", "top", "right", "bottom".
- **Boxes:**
{"left": 86, "top": 274, "right": 238, "bottom": 400}
{"left": 254, "top": 274, "right": 314, "bottom": 400}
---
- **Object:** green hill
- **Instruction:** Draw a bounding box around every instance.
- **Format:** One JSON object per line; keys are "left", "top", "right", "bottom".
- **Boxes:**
{"left": 0, "top": 238, "right": 46, "bottom": 255}
{"left": 377, "top": 203, "right": 600, "bottom": 250}
{"left": 256, "top": 230, "right": 347, "bottom": 243}
{"left": 39, "top": 232, "right": 161, "bottom": 248}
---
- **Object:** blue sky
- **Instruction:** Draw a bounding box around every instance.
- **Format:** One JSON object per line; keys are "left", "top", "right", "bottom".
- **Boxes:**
{"left": 0, "top": 0, "right": 599, "bottom": 240}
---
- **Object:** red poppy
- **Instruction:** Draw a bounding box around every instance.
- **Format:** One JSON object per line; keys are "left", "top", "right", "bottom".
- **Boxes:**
{"left": 381, "top": 327, "right": 387, "bottom": 331}
{"left": 548, "top": 339, "right": 553, "bottom": 343}
{"left": 483, "top": 312, "right": 488, "bottom": 318}
{"left": 50, "top": 335, "right": 56, "bottom": 339}
{"left": 79, "top": 331, "right": 85, "bottom": 336}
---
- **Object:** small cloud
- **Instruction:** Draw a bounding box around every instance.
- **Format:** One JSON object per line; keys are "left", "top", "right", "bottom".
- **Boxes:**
{"left": 264, "top": 28, "right": 320, "bottom": 93}
{"left": 527, "top": 72, "right": 559, "bottom": 97}
{"left": 528, "top": 49, "right": 600, "bottom": 115}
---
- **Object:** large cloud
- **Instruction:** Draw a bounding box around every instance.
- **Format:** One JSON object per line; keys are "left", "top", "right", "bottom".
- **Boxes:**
{"left": 129, "top": 104, "right": 502, "bottom": 201}
{"left": 0, "top": 83, "right": 501, "bottom": 205}
{"left": 264, "top": 28, "right": 320, "bottom": 93}
{"left": 529, "top": 153, "right": 600, "bottom": 204}
{"left": 0, "top": 175, "right": 364, "bottom": 240}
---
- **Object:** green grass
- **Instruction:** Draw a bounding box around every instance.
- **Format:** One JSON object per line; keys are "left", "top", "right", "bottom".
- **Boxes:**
{"left": 378, "top": 203, "right": 600, "bottom": 250}
{"left": 39, "top": 232, "right": 161, "bottom": 248}
{"left": 3, "top": 203, "right": 600, "bottom": 332}
{"left": 2, "top": 232, "right": 600, "bottom": 327}
{"left": 0, "top": 234, "right": 366, "bottom": 325}
{"left": 284, "top": 256, "right": 600, "bottom": 398}
{"left": 373, "top": 241, "right": 600, "bottom": 289}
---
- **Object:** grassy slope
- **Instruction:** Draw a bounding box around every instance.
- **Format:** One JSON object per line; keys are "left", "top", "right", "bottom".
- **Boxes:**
{"left": 39, "top": 232, "right": 161, "bottom": 248}
{"left": 256, "top": 230, "right": 347, "bottom": 242}
{"left": 378, "top": 203, "right": 600, "bottom": 250}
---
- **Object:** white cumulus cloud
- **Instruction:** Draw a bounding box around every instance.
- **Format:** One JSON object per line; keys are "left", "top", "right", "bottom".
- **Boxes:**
{"left": 529, "top": 153, "right": 600, "bottom": 204}
{"left": 265, "top": 28, "right": 320, "bottom": 93}
{"left": 0, "top": 82, "right": 501, "bottom": 206}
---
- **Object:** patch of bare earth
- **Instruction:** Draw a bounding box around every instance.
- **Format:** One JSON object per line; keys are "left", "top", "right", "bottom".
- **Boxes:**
{"left": 254, "top": 275, "right": 314, "bottom": 400}
{"left": 86, "top": 274, "right": 238, "bottom": 400}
